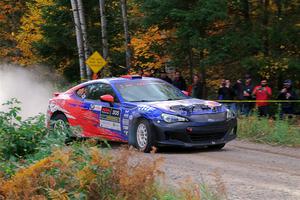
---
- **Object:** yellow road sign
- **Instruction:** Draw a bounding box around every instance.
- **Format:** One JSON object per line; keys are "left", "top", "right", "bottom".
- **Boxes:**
{"left": 85, "top": 51, "right": 107, "bottom": 74}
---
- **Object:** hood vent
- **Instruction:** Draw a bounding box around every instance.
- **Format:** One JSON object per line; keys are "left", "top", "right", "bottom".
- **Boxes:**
{"left": 170, "top": 104, "right": 222, "bottom": 113}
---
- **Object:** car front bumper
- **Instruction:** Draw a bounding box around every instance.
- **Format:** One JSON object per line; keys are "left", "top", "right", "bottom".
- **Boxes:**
{"left": 151, "top": 118, "right": 237, "bottom": 148}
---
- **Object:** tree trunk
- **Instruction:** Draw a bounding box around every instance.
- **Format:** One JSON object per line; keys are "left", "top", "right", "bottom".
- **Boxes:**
{"left": 275, "top": 0, "right": 282, "bottom": 17}
{"left": 70, "top": 0, "right": 86, "bottom": 82}
{"left": 241, "top": 0, "right": 250, "bottom": 20}
{"left": 199, "top": 51, "right": 206, "bottom": 98}
{"left": 188, "top": 47, "right": 193, "bottom": 84}
{"left": 200, "top": 64, "right": 207, "bottom": 99}
{"left": 187, "top": 40, "right": 194, "bottom": 84}
{"left": 99, "top": 0, "right": 108, "bottom": 60}
{"left": 262, "top": 0, "right": 270, "bottom": 56}
{"left": 120, "top": 0, "right": 131, "bottom": 71}
{"left": 77, "top": 0, "right": 92, "bottom": 80}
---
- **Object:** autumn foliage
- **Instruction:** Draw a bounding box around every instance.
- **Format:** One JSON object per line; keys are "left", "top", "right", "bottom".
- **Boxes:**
{"left": 131, "top": 26, "right": 173, "bottom": 70}
{"left": 0, "top": 144, "right": 161, "bottom": 200}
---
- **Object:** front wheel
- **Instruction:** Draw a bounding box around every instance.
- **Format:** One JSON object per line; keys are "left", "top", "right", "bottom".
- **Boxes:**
{"left": 134, "top": 119, "right": 155, "bottom": 153}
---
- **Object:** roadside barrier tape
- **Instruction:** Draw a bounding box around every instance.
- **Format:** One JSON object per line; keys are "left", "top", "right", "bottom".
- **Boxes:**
{"left": 213, "top": 100, "right": 300, "bottom": 103}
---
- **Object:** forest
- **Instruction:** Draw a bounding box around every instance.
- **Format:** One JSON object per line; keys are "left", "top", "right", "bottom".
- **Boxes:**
{"left": 1, "top": 1, "right": 300, "bottom": 199}
{"left": 0, "top": 0, "right": 299, "bottom": 96}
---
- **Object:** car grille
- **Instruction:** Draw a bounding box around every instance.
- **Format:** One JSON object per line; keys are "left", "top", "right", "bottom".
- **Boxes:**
{"left": 189, "top": 112, "right": 226, "bottom": 122}
{"left": 188, "top": 132, "right": 226, "bottom": 142}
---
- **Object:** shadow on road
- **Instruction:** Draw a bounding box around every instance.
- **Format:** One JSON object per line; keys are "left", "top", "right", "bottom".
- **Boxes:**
{"left": 156, "top": 146, "right": 228, "bottom": 154}
{"left": 99, "top": 141, "right": 229, "bottom": 154}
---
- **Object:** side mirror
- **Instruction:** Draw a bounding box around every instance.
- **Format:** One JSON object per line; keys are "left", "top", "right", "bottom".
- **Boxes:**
{"left": 100, "top": 94, "right": 114, "bottom": 103}
{"left": 182, "top": 90, "right": 189, "bottom": 96}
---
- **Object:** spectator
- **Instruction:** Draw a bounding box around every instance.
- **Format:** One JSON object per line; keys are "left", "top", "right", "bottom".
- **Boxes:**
{"left": 277, "top": 79, "right": 298, "bottom": 118}
{"left": 218, "top": 79, "right": 237, "bottom": 113}
{"left": 160, "top": 70, "right": 172, "bottom": 83}
{"left": 137, "top": 68, "right": 144, "bottom": 76}
{"left": 149, "top": 69, "right": 156, "bottom": 77}
{"left": 233, "top": 79, "right": 244, "bottom": 100}
{"left": 187, "top": 74, "right": 203, "bottom": 99}
{"left": 172, "top": 71, "right": 187, "bottom": 90}
{"left": 242, "top": 74, "right": 255, "bottom": 116}
{"left": 143, "top": 70, "right": 153, "bottom": 77}
{"left": 233, "top": 79, "right": 244, "bottom": 114}
{"left": 252, "top": 79, "right": 272, "bottom": 117}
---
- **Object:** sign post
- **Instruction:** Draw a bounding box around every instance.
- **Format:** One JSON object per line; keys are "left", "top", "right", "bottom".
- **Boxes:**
{"left": 85, "top": 51, "right": 107, "bottom": 80}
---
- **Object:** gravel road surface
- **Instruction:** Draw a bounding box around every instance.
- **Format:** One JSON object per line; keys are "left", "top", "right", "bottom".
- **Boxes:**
{"left": 152, "top": 140, "right": 300, "bottom": 200}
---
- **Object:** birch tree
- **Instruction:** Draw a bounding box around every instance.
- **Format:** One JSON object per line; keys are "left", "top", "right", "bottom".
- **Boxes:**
{"left": 70, "top": 0, "right": 86, "bottom": 81}
{"left": 99, "top": 0, "right": 108, "bottom": 60}
{"left": 77, "top": 0, "right": 92, "bottom": 80}
{"left": 120, "top": 0, "right": 131, "bottom": 71}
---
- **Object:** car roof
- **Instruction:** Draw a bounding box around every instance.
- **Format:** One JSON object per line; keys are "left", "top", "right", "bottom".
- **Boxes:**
{"left": 85, "top": 77, "right": 162, "bottom": 85}
{"left": 68, "top": 77, "right": 163, "bottom": 92}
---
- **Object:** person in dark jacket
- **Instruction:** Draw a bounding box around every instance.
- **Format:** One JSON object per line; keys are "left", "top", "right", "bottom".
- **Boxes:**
{"left": 233, "top": 79, "right": 244, "bottom": 100}
{"left": 187, "top": 74, "right": 203, "bottom": 99}
{"left": 160, "top": 70, "right": 172, "bottom": 84}
{"left": 172, "top": 71, "right": 186, "bottom": 90}
{"left": 277, "top": 79, "right": 298, "bottom": 118}
{"left": 242, "top": 74, "right": 255, "bottom": 116}
{"left": 218, "top": 79, "right": 237, "bottom": 113}
{"left": 233, "top": 79, "right": 244, "bottom": 114}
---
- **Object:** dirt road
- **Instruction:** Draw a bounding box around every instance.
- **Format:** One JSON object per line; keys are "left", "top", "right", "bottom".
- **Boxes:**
{"left": 152, "top": 140, "right": 300, "bottom": 200}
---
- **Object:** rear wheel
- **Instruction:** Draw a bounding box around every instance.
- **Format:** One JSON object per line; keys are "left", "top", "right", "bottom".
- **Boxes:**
{"left": 52, "top": 114, "right": 68, "bottom": 129}
{"left": 134, "top": 119, "right": 155, "bottom": 153}
{"left": 51, "top": 114, "right": 74, "bottom": 144}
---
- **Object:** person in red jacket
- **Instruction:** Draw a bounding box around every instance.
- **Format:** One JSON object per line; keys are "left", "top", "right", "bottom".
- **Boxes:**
{"left": 252, "top": 79, "right": 272, "bottom": 117}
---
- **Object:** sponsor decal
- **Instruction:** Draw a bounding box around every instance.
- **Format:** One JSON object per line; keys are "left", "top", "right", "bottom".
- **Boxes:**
{"left": 207, "top": 118, "right": 216, "bottom": 122}
{"left": 100, "top": 107, "right": 121, "bottom": 131}
{"left": 138, "top": 105, "right": 155, "bottom": 112}
{"left": 90, "top": 104, "right": 102, "bottom": 111}
{"left": 101, "top": 107, "right": 111, "bottom": 115}
{"left": 122, "top": 119, "right": 129, "bottom": 126}
{"left": 100, "top": 120, "right": 121, "bottom": 131}
{"left": 111, "top": 109, "right": 120, "bottom": 117}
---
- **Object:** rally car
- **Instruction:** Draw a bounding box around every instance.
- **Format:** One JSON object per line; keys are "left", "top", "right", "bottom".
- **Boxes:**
{"left": 47, "top": 75, "right": 237, "bottom": 152}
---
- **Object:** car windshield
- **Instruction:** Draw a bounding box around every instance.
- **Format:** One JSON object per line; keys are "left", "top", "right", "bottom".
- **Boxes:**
{"left": 115, "top": 80, "right": 188, "bottom": 102}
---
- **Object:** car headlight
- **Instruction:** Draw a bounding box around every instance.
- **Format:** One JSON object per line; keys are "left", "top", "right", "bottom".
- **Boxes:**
{"left": 226, "top": 109, "right": 235, "bottom": 119}
{"left": 161, "top": 113, "right": 189, "bottom": 123}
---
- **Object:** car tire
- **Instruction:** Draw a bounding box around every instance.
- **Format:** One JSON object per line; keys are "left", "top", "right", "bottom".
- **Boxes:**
{"left": 209, "top": 143, "right": 225, "bottom": 150}
{"left": 134, "top": 119, "right": 155, "bottom": 153}
{"left": 51, "top": 113, "right": 74, "bottom": 144}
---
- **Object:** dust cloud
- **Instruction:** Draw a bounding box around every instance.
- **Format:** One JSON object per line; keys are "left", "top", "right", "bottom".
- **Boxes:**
{"left": 0, "top": 63, "right": 61, "bottom": 119}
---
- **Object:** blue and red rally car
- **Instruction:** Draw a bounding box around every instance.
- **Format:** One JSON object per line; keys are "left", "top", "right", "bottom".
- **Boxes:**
{"left": 47, "top": 75, "right": 237, "bottom": 152}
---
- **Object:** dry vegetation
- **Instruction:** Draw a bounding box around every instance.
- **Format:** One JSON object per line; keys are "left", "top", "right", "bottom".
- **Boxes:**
{"left": 0, "top": 99, "right": 225, "bottom": 200}
{"left": 0, "top": 145, "right": 160, "bottom": 200}
{"left": 0, "top": 144, "right": 224, "bottom": 200}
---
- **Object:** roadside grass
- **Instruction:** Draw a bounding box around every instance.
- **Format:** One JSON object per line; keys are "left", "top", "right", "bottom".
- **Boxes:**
{"left": 0, "top": 99, "right": 224, "bottom": 200}
{"left": 237, "top": 114, "right": 300, "bottom": 147}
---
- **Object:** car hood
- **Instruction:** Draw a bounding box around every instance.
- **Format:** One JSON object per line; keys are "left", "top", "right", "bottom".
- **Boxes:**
{"left": 126, "top": 98, "right": 225, "bottom": 116}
